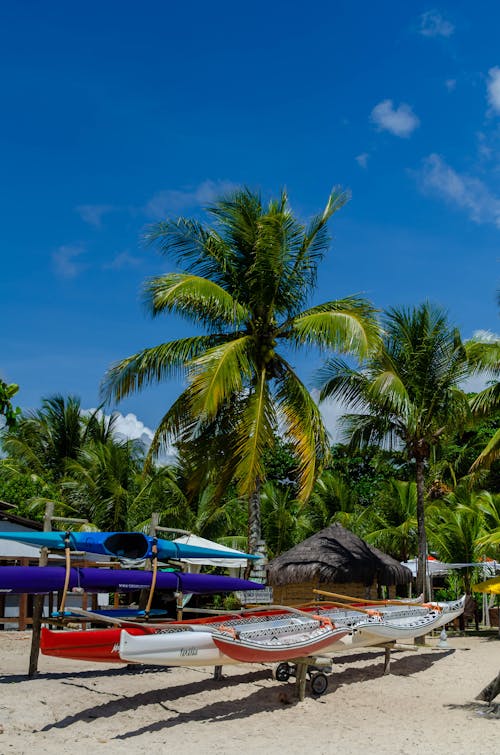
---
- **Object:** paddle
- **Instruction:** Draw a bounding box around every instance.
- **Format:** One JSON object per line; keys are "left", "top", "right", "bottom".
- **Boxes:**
{"left": 312, "top": 589, "right": 425, "bottom": 608}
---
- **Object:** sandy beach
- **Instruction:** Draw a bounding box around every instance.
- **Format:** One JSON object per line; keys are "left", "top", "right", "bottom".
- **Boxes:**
{"left": 0, "top": 631, "right": 498, "bottom": 754}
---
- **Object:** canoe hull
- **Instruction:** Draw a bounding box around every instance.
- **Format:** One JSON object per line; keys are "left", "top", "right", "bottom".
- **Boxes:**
{"left": 211, "top": 626, "right": 349, "bottom": 663}
{"left": 0, "top": 566, "right": 263, "bottom": 594}
{"left": 40, "top": 626, "right": 154, "bottom": 663}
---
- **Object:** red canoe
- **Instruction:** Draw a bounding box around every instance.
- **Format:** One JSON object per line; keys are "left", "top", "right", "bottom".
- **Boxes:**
{"left": 40, "top": 612, "right": 244, "bottom": 663}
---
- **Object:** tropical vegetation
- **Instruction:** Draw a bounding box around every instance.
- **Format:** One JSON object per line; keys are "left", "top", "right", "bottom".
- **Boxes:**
{"left": 1, "top": 189, "right": 500, "bottom": 606}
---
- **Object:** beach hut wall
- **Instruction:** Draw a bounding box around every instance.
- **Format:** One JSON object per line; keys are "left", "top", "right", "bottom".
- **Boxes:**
{"left": 271, "top": 579, "right": 395, "bottom": 605}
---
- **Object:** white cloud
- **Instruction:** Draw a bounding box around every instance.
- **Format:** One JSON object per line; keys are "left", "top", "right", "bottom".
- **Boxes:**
{"left": 419, "top": 10, "right": 454, "bottom": 38}
{"left": 355, "top": 153, "right": 369, "bottom": 168}
{"left": 487, "top": 67, "right": 500, "bottom": 114}
{"left": 418, "top": 153, "right": 500, "bottom": 228}
{"left": 470, "top": 329, "right": 500, "bottom": 343}
{"left": 86, "top": 409, "right": 177, "bottom": 464}
{"left": 104, "top": 252, "right": 142, "bottom": 270}
{"left": 445, "top": 79, "right": 456, "bottom": 92}
{"left": 77, "top": 204, "right": 116, "bottom": 228}
{"left": 112, "top": 412, "right": 155, "bottom": 446}
{"left": 370, "top": 100, "right": 420, "bottom": 138}
{"left": 52, "top": 244, "right": 86, "bottom": 278}
{"left": 144, "top": 179, "right": 238, "bottom": 218}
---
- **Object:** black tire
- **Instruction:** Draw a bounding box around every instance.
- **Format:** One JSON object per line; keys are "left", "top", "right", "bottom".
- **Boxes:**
{"left": 310, "top": 672, "right": 328, "bottom": 696}
{"left": 275, "top": 662, "right": 291, "bottom": 682}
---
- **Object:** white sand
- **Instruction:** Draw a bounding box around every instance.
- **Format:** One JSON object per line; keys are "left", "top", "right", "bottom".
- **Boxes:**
{"left": 0, "top": 631, "right": 498, "bottom": 754}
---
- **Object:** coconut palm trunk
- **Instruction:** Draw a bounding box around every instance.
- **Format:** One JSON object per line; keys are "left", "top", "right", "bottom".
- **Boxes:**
{"left": 415, "top": 456, "right": 428, "bottom": 599}
{"left": 248, "top": 477, "right": 262, "bottom": 554}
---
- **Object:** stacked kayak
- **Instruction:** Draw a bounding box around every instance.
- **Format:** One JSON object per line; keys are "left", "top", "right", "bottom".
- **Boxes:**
{"left": 0, "top": 565, "right": 264, "bottom": 595}
{"left": 0, "top": 530, "right": 258, "bottom": 562}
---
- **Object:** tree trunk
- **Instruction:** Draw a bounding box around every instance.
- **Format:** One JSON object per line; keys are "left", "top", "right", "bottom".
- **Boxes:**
{"left": 247, "top": 478, "right": 262, "bottom": 555}
{"left": 415, "top": 457, "right": 429, "bottom": 602}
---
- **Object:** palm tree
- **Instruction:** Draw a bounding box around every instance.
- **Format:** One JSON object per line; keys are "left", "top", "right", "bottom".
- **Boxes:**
{"left": 427, "top": 487, "right": 487, "bottom": 595}
{"left": 466, "top": 336, "right": 500, "bottom": 471}
{"left": 318, "top": 302, "right": 472, "bottom": 598}
{"left": 3, "top": 395, "right": 86, "bottom": 481}
{"left": 102, "top": 188, "right": 380, "bottom": 552}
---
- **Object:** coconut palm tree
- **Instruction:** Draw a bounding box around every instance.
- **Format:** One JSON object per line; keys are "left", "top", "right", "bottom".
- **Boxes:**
{"left": 318, "top": 302, "right": 473, "bottom": 599}
{"left": 102, "top": 187, "right": 380, "bottom": 552}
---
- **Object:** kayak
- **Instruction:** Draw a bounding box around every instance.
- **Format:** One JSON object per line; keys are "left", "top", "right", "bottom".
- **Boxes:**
{"left": 0, "top": 530, "right": 259, "bottom": 561}
{"left": 0, "top": 566, "right": 265, "bottom": 594}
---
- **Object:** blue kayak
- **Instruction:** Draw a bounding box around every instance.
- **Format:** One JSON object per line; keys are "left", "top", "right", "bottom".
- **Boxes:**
{"left": 0, "top": 566, "right": 264, "bottom": 594}
{"left": 0, "top": 531, "right": 258, "bottom": 561}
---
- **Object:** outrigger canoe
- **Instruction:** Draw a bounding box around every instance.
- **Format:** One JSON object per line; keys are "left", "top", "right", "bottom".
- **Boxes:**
{"left": 0, "top": 530, "right": 258, "bottom": 562}
{"left": 119, "top": 598, "right": 466, "bottom": 666}
{"left": 40, "top": 597, "right": 466, "bottom": 667}
{"left": 119, "top": 611, "right": 349, "bottom": 666}
{"left": 0, "top": 566, "right": 264, "bottom": 594}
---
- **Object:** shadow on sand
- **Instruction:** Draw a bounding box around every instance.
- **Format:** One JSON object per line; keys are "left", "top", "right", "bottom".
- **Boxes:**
{"left": 31, "top": 648, "right": 454, "bottom": 739}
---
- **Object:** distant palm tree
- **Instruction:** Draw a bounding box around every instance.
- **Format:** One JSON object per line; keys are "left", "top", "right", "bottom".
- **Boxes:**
{"left": 103, "top": 188, "right": 380, "bottom": 552}
{"left": 3, "top": 395, "right": 86, "bottom": 481}
{"left": 318, "top": 302, "right": 472, "bottom": 598}
{"left": 428, "top": 486, "right": 487, "bottom": 594}
{"left": 466, "top": 336, "right": 500, "bottom": 472}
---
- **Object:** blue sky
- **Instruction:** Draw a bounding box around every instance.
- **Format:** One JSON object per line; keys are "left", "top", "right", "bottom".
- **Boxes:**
{"left": 1, "top": 1, "right": 499, "bottom": 440}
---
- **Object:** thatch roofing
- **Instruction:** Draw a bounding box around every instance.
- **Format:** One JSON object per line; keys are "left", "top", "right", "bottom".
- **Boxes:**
{"left": 266, "top": 523, "right": 412, "bottom": 587}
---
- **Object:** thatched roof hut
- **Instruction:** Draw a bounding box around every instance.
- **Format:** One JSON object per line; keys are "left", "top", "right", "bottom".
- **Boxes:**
{"left": 266, "top": 524, "right": 412, "bottom": 603}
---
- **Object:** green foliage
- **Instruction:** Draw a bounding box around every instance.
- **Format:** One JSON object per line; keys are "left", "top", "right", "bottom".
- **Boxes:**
{"left": 0, "top": 380, "right": 20, "bottom": 428}
{"left": 327, "top": 444, "right": 408, "bottom": 506}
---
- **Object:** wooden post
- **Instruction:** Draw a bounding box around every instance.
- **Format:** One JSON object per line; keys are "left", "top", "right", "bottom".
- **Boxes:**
{"left": 295, "top": 661, "right": 308, "bottom": 701}
{"left": 28, "top": 502, "right": 54, "bottom": 676}
{"left": 139, "top": 512, "right": 160, "bottom": 611}
{"left": 383, "top": 645, "right": 392, "bottom": 675}
{"left": 213, "top": 666, "right": 223, "bottom": 681}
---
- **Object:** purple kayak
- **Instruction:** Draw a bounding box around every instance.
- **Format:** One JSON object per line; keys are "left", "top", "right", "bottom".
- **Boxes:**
{"left": 0, "top": 566, "right": 264, "bottom": 595}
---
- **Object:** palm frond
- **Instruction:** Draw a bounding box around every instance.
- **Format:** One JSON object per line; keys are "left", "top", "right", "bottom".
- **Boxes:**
{"left": 145, "top": 217, "right": 232, "bottom": 285}
{"left": 275, "top": 363, "right": 330, "bottom": 501}
{"left": 101, "top": 335, "right": 227, "bottom": 402}
{"left": 285, "top": 297, "right": 380, "bottom": 359}
{"left": 469, "top": 426, "right": 500, "bottom": 472}
{"left": 188, "top": 336, "right": 254, "bottom": 421}
{"left": 144, "top": 273, "right": 247, "bottom": 329}
{"left": 234, "top": 370, "right": 276, "bottom": 496}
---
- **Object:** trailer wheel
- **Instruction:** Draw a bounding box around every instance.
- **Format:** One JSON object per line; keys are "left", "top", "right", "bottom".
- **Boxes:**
{"left": 310, "top": 672, "right": 328, "bottom": 696}
{"left": 275, "top": 662, "right": 291, "bottom": 682}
